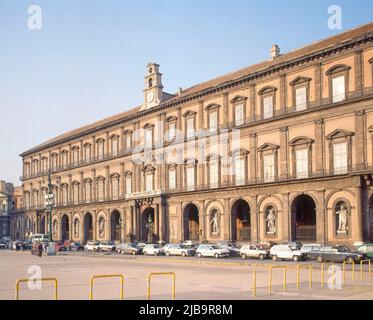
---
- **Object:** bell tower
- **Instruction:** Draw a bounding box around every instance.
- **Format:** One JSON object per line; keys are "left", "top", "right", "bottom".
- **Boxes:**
{"left": 143, "top": 63, "right": 164, "bottom": 110}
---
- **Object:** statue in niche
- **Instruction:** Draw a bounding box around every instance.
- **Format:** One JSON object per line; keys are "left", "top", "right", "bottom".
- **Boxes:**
{"left": 74, "top": 219, "right": 79, "bottom": 237}
{"left": 99, "top": 217, "right": 105, "bottom": 237}
{"left": 266, "top": 207, "right": 276, "bottom": 234}
{"left": 210, "top": 211, "right": 220, "bottom": 235}
{"left": 145, "top": 214, "right": 154, "bottom": 243}
{"left": 336, "top": 203, "right": 348, "bottom": 233}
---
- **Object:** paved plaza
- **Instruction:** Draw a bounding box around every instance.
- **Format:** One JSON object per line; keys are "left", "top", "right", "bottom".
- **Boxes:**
{"left": 0, "top": 250, "right": 373, "bottom": 300}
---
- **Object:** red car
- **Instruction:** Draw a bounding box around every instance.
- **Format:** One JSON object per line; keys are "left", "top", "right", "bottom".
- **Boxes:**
{"left": 54, "top": 241, "right": 67, "bottom": 251}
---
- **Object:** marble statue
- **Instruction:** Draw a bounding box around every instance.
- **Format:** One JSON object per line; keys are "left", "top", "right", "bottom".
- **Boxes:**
{"left": 99, "top": 217, "right": 105, "bottom": 236}
{"left": 336, "top": 204, "right": 348, "bottom": 233}
{"left": 211, "top": 211, "right": 219, "bottom": 235}
{"left": 266, "top": 207, "right": 276, "bottom": 234}
{"left": 74, "top": 219, "right": 79, "bottom": 236}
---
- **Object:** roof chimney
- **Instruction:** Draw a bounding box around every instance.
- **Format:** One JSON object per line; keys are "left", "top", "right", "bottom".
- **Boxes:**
{"left": 270, "top": 44, "right": 280, "bottom": 60}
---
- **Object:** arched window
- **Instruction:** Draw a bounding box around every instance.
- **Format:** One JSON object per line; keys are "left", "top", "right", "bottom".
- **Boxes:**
{"left": 148, "top": 78, "right": 153, "bottom": 88}
{"left": 326, "top": 64, "right": 351, "bottom": 103}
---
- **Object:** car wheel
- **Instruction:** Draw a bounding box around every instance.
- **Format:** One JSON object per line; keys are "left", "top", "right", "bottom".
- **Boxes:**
{"left": 121, "top": 250, "right": 125, "bottom": 255}
{"left": 316, "top": 256, "right": 323, "bottom": 263}
{"left": 259, "top": 254, "right": 265, "bottom": 260}
{"left": 293, "top": 255, "right": 300, "bottom": 262}
{"left": 182, "top": 252, "right": 186, "bottom": 257}
{"left": 214, "top": 253, "right": 219, "bottom": 259}
{"left": 154, "top": 252, "right": 158, "bottom": 256}
{"left": 272, "top": 255, "right": 278, "bottom": 261}
{"left": 197, "top": 252, "right": 202, "bottom": 258}
{"left": 132, "top": 251, "right": 136, "bottom": 255}
{"left": 241, "top": 254, "right": 246, "bottom": 260}
{"left": 144, "top": 251, "right": 147, "bottom": 256}
{"left": 346, "top": 257, "right": 355, "bottom": 264}
{"left": 166, "top": 251, "right": 170, "bottom": 256}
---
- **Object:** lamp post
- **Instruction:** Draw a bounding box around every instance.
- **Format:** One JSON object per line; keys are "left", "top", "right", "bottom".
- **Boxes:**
{"left": 44, "top": 172, "right": 55, "bottom": 243}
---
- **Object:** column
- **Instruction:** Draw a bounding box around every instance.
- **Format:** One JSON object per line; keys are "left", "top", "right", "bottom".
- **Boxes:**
{"left": 68, "top": 144, "right": 72, "bottom": 165}
{"left": 177, "top": 108, "right": 182, "bottom": 137}
{"left": 177, "top": 149, "right": 183, "bottom": 190}
{"left": 155, "top": 204, "right": 159, "bottom": 240}
{"left": 79, "top": 172, "right": 84, "bottom": 203}
{"left": 120, "top": 162, "right": 125, "bottom": 198}
{"left": 315, "top": 189, "right": 327, "bottom": 244}
{"left": 314, "top": 63, "right": 322, "bottom": 105}
{"left": 198, "top": 100, "right": 204, "bottom": 130}
{"left": 223, "top": 92, "right": 229, "bottom": 127}
{"left": 68, "top": 174, "right": 72, "bottom": 205}
{"left": 92, "top": 211, "right": 97, "bottom": 241}
{"left": 127, "top": 206, "right": 133, "bottom": 241}
{"left": 280, "top": 74, "right": 287, "bottom": 113}
{"left": 92, "top": 135, "right": 96, "bottom": 159}
{"left": 354, "top": 187, "right": 364, "bottom": 242}
{"left": 282, "top": 192, "right": 290, "bottom": 242}
{"left": 249, "top": 84, "right": 256, "bottom": 121}
{"left": 159, "top": 202, "right": 165, "bottom": 242}
{"left": 106, "top": 131, "right": 110, "bottom": 155}
{"left": 120, "top": 126, "right": 125, "bottom": 151}
{"left": 105, "top": 166, "right": 110, "bottom": 200}
{"left": 354, "top": 49, "right": 363, "bottom": 96}
{"left": 314, "top": 119, "right": 325, "bottom": 176}
{"left": 80, "top": 140, "right": 84, "bottom": 162}
{"left": 279, "top": 126, "right": 289, "bottom": 180}
{"left": 249, "top": 133, "right": 257, "bottom": 183}
{"left": 355, "top": 110, "right": 367, "bottom": 170}
{"left": 249, "top": 195, "right": 259, "bottom": 242}
{"left": 92, "top": 169, "right": 96, "bottom": 202}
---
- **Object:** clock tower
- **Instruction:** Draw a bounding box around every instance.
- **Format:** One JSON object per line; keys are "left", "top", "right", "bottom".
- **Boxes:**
{"left": 143, "top": 63, "right": 164, "bottom": 110}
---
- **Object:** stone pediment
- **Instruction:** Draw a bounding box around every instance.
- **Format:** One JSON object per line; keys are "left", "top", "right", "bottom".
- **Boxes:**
{"left": 289, "top": 136, "right": 314, "bottom": 146}
{"left": 258, "top": 143, "right": 279, "bottom": 152}
{"left": 289, "top": 76, "right": 312, "bottom": 86}
{"left": 325, "top": 129, "right": 354, "bottom": 140}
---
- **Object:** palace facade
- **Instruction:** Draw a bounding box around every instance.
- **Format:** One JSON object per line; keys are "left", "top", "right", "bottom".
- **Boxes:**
{"left": 16, "top": 23, "right": 373, "bottom": 245}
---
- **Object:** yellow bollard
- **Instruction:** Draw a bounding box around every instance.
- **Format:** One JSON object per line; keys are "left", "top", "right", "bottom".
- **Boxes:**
{"left": 361, "top": 261, "right": 363, "bottom": 281}
{"left": 296, "top": 264, "right": 300, "bottom": 289}
{"left": 283, "top": 267, "right": 287, "bottom": 292}
{"left": 321, "top": 263, "right": 324, "bottom": 288}
{"left": 147, "top": 272, "right": 176, "bottom": 300}
{"left": 309, "top": 266, "right": 313, "bottom": 288}
{"left": 15, "top": 278, "right": 58, "bottom": 300}
{"left": 352, "top": 261, "right": 355, "bottom": 282}
{"left": 252, "top": 269, "right": 257, "bottom": 297}
{"left": 268, "top": 267, "right": 272, "bottom": 295}
{"left": 342, "top": 262, "right": 346, "bottom": 285}
{"left": 332, "top": 263, "right": 336, "bottom": 287}
{"left": 89, "top": 274, "right": 125, "bottom": 300}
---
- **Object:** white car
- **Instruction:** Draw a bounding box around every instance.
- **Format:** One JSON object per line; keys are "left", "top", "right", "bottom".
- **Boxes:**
{"left": 182, "top": 240, "right": 198, "bottom": 247}
{"left": 143, "top": 244, "right": 165, "bottom": 256}
{"left": 98, "top": 242, "right": 116, "bottom": 252}
{"left": 165, "top": 244, "right": 195, "bottom": 257}
{"left": 270, "top": 244, "right": 305, "bottom": 262}
{"left": 196, "top": 244, "right": 230, "bottom": 258}
{"left": 240, "top": 244, "right": 270, "bottom": 260}
{"left": 85, "top": 241, "right": 100, "bottom": 252}
{"left": 300, "top": 243, "right": 322, "bottom": 255}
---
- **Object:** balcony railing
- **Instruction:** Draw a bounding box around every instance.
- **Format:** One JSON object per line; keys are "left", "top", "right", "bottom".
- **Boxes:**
{"left": 20, "top": 89, "right": 373, "bottom": 182}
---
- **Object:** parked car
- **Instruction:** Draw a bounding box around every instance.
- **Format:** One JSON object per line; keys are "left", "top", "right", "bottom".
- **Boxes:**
{"left": 182, "top": 240, "right": 199, "bottom": 248}
{"left": 165, "top": 244, "right": 195, "bottom": 257}
{"left": 217, "top": 242, "right": 240, "bottom": 256}
{"left": 270, "top": 244, "right": 305, "bottom": 262}
{"left": 69, "top": 242, "right": 84, "bottom": 251}
{"left": 196, "top": 244, "right": 230, "bottom": 258}
{"left": 281, "top": 241, "right": 303, "bottom": 250}
{"left": 98, "top": 242, "right": 116, "bottom": 252}
{"left": 0, "top": 243, "right": 6, "bottom": 249}
{"left": 117, "top": 242, "right": 142, "bottom": 255}
{"left": 357, "top": 243, "right": 373, "bottom": 260}
{"left": 55, "top": 241, "right": 67, "bottom": 252}
{"left": 143, "top": 244, "right": 165, "bottom": 256}
{"left": 300, "top": 243, "right": 322, "bottom": 257}
{"left": 84, "top": 241, "right": 100, "bottom": 252}
{"left": 240, "top": 244, "right": 270, "bottom": 260}
{"left": 307, "top": 245, "right": 365, "bottom": 263}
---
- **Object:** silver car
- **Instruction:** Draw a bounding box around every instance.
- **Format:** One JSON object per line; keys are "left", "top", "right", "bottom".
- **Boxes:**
{"left": 240, "top": 244, "right": 270, "bottom": 260}
{"left": 196, "top": 244, "right": 230, "bottom": 258}
{"left": 143, "top": 244, "right": 165, "bottom": 256}
{"left": 165, "top": 244, "right": 195, "bottom": 257}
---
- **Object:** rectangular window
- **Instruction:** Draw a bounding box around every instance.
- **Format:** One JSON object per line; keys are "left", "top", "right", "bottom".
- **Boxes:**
{"left": 263, "top": 154, "right": 275, "bottom": 182}
{"left": 112, "top": 179, "right": 119, "bottom": 200}
{"left": 98, "top": 181, "right": 104, "bottom": 201}
{"left": 84, "top": 146, "right": 91, "bottom": 161}
{"left": 62, "top": 153, "right": 68, "bottom": 168}
{"left": 332, "top": 76, "right": 345, "bottom": 103}
{"left": 168, "top": 122, "right": 176, "bottom": 140}
{"left": 186, "top": 117, "right": 195, "bottom": 138}
{"left": 235, "top": 104, "right": 244, "bottom": 126}
{"left": 333, "top": 142, "right": 348, "bottom": 174}
{"left": 85, "top": 183, "right": 91, "bottom": 203}
{"left": 209, "top": 162, "right": 219, "bottom": 188}
{"left": 112, "top": 139, "right": 119, "bottom": 156}
{"left": 209, "top": 111, "right": 218, "bottom": 133}
{"left": 125, "top": 176, "right": 132, "bottom": 195}
{"left": 234, "top": 158, "right": 245, "bottom": 186}
{"left": 62, "top": 187, "right": 68, "bottom": 205}
{"left": 145, "top": 174, "right": 153, "bottom": 192}
{"left": 126, "top": 134, "right": 132, "bottom": 149}
{"left": 295, "top": 149, "right": 309, "bottom": 179}
{"left": 33, "top": 192, "right": 38, "bottom": 207}
{"left": 73, "top": 149, "right": 79, "bottom": 165}
{"left": 145, "top": 129, "right": 153, "bottom": 149}
{"left": 263, "top": 96, "right": 274, "bottom": 119}
{"left": 168, "top": 169, "right": 176, "bottom": 190}
{"left": 295, "top": 87, "right": 307, "bottom": 111}
{"left": 97, "top": 143, "right": 104, "bottom": 159}
{"left": 186, "top": 167, "right": 195, "bottom": 191}
{"left": 73, "top": 185, "right": 79, "bottom": 205}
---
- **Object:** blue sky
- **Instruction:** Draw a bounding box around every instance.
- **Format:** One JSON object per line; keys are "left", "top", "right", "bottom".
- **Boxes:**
{"left": 0, "top": 0, "right": 373, "bottom": 184}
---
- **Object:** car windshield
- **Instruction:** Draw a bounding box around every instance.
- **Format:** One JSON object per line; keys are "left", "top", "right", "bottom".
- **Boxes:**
{"left": 338, "top": 246, "right": 351, "bottom": 252}
{"left": 210, "top": 245, "right": 219, "bottom": 249}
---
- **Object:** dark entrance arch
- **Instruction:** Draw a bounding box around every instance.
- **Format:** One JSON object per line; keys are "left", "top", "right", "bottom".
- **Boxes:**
{"left": 84, "top": 213, "right": 93, "bottom": 243}
{"left": 40, "top": 215, "right": 45, "bottom": 234}
{"left": 183, "top": 204, "right": 199, "bottom": 241}
{"left": 291, "top": 194, "right": 317, "bottom": 242}
{"left": 61, "top": 215, "right": 69, "bottom": 241}
{"left": 231, "top": 199, "right": 251, "bottom": 242}
{"left": 111, "top": 210, "right": 121, "bottom": 242}
{"left": 142, "top": 207, "right": 155, "bottom": 243}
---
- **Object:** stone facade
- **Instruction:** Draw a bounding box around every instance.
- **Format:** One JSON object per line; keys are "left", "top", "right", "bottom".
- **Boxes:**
{"left": 16, "top": 23, "right": 373, "bottom": 245}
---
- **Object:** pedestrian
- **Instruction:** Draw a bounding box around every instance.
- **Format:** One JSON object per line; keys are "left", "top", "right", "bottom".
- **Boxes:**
{"left": 37, "top": 242, "right": 43, "bottom": 258}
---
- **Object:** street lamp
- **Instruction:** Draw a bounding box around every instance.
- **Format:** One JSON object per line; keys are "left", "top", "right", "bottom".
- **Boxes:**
{"left": 44, "top": 172, "right": 55, "bottom": 243}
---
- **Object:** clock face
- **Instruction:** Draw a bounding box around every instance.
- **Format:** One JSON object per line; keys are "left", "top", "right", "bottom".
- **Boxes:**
{"left": 147, "top": 91, "right": 154, "bottom": 103}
